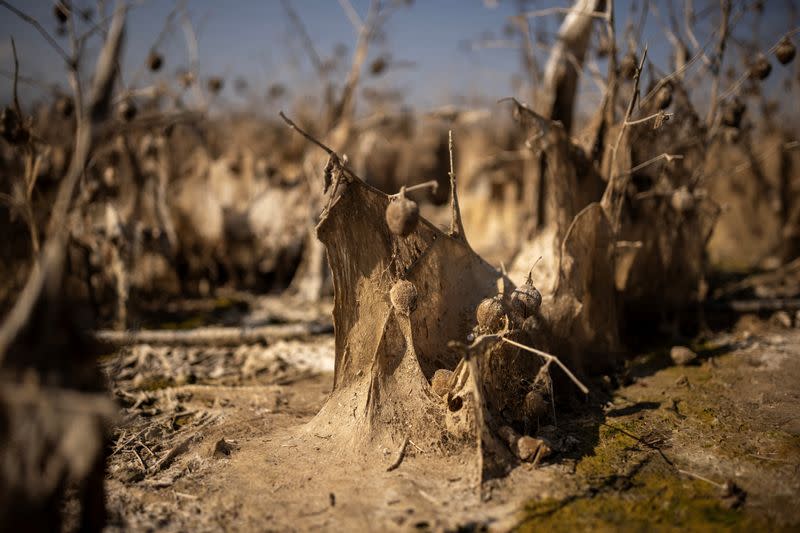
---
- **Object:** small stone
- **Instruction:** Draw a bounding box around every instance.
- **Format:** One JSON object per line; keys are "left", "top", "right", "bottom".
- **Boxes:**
{"left": 431, "top": 369, "right": 453, "bottom": 398}
{"left": 517, "top": 436, "right": 552, "bottom": 462}
{"left": 213, "top": 438, "right": 236, "bottom": 458}
{"left": 670, "top": 346, "right": 697, "bottom": 366}
{"left": 771, "top": 310, "right": 792, "bottom": 329}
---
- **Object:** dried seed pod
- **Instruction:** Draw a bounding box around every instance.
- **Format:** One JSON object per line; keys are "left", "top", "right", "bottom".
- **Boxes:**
{"left": 102, "top": 166, "right": 117, "bottom": 188}
{"left": 476, "top": 295, "right": 506, "bottom": 333}
{"left": 54, "top": 1, "right": 70, "bottom": 23}
{"left": 0, "top": 106, "right": 28, "bottom": 145}
{"left": 389, "top": 279, "right": 418, "bottom": 316}
{"left": 268, "top": 83, "right": 286, "bottom": 99}
{"left": 208, "top": 76, "right": 224, "bottom": 94}
{"left": 524, "top": 389, "right": 549, "bottom": 420}
{"left": 654, "top": 82, "right": 673, "bottom": 110}
{"left": 385, "top": 193, "right": 419, "bottom": 236}
{"left": 178, "top": 70, "right": 195, "bottom": 88}
{"left": 596, "top": 35, "right": 610, "bottom": 58}
{"left": 670, "top": 187, "right": 694, "bottom": 213}
{"left": 750, "top": 55, "right": 772, "bottom": 81}
{"left": 118, "top": 99, "right": 137, "bottom": 122}
{"left": 620, "top": 52, "right": 638, "bottom": 80}
{"left": 55, "top": 95, "right": 74, "bottom": 118}
{"left": 775, "top": 37, "right": 796, "bottom": 65}
{"left": 721, "top": 97, "right": 745, "bottom": 128}
{"left": 509, "top": 273, "right": 542, "bottom": 322}
{"left": 369, "top": 56, "right": 388, "bottom": 76}
{"left": 147, "top": 51, "right": 163, "bottom": 72}
{"left": 431, "top": 368, "right": 453, "bottom": 397}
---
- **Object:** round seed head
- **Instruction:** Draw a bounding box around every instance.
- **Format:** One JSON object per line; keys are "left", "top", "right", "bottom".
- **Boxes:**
{"left": 148, "top": 51, "right": 163, "bottom": 72}
{"left": 476, "top": 296, "right": 506, "bottom": 333}
{"left": 55, "top": 95, "right": 74, "bottom": 118}
{"left": 179, "top": 70, "right": 195, "bottom": 88}
{"left": 431, "top": 368, "right": 453, "bottom": 398}
{"left": 654, "top": 82, "right": 673, "bottom": 110}
{"left": 510, "top": 282, "right": 542, "bottom": 321}
{"left": 0, "top": 106, "right": 28, "bottom": 145}
{"left": 775, "top": 37, "right": 796, "bottom": 65}
{"left": 524, "top": 389, "right": 549, "bottom": 420}
{"left": 596, "top": 36, "right": 610, "bottom": 58}
{"left": 385, "top": 195, "right": 419, "bottom": 236}
{"left": 118, "top": 99, "right": 137, "bottom": 122}
{"left": 390, "top": 279, "right": 418, "bottom": 316}
{"left": 208, "top": 76, "right": 224, "bottom": 94}
{"left": 670, "top": 187, "right": 694, "bottom": 213}
{"left": 54, "top": 2, "right": 70, "bottom": 23}
{"left": 620, "top": 52, "right": 638, "bottom": 80}
{"left": 721, "top": 97, "right": 745, "bottom": 128}
{"left": 369, "top": 56, "right": 388, "bottom": 76}
{"left": 750, "top": 55, "right": 772, "bottom": 81}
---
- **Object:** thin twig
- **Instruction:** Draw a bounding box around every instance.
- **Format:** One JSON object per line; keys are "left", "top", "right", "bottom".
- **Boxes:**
{"left": 395, "top": 180, "right": 438, "bottom": 196}
{"left": 499, "top": 337, "right": 589, "bottom": 395}
{"left": 625, "top": 111, "right": 674, "bottom": 126}
{"left": 678, "top": 468, "right": 724, "bottom": 488}
{"left": 706, "top": 0, "right": 731, "bottom": 127}
{"left": 337, "top": 0, "right": 364, "bottom": 31}
{"left": 279, "top": 111, "right": 334, "bottom": 155}
{"left": 448, "top": 129, "right": 465, "bottom": 239}
{"left": 0, "top": 0, "right": 71, "bottom": 65}
{"left": 602, "top": 45, "right": 648, "bottom": 229}
{"left": 386, "top": 437, "right": 409, "bottom": 471}
{"left": 281, "top": 0, "right": 325, "bottom": 75}
{"left": 10, "top": 37, "right": 21, "bottom": 117}
{"left": 132, "top": 448, "right": 147, "bottom": 472}
{"left": 520, "top": 6, "right": 609, "bottom": 21}
{"left": 719, "top": 27, "right": 800, "bottom": 102}
{"left": 619, "top": 153, "right": 684, "bottom": 177}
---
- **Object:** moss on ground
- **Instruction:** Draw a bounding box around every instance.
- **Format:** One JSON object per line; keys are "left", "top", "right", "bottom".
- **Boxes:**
{"left": 518, "top": 331, "right": 800, "bottom": 531}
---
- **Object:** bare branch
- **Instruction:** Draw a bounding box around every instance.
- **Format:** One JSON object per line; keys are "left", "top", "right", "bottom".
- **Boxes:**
{"left": 281, "top": 0, "right": 326, "bottom": 75}
{"left": 9, "top": 37, "right": 21, "bottom": 116}
{"left": 0, "top": 0, "right": 127, "bottom": 361}
{"left": 0, "top": 0, "right": 72, "bottom": 65}
{"left": 499, "top": 337, "right": 589, "bottom": 395}
{"left": 338, "top": 0, "right": 364, "bottom": 32}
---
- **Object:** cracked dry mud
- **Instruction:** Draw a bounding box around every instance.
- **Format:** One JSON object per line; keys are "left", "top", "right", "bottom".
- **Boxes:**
{"left": 100, "top": 321, "right": 800, "bottom": 532}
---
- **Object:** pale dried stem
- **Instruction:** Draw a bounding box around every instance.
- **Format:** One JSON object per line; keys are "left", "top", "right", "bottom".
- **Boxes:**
{"left": 0, "top": 1, "right": 127, "bottom": 361}
{"left": 602, "top": 46, "right": 648, "bottom": 228}
{"left": 499, "top": 337, "right": 589, "bottom": 395}
{"left": 706, "top": 0, "right": 731, "bottom": 127}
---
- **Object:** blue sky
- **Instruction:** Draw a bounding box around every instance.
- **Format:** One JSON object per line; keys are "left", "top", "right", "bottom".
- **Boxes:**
{"left": 0, "top": 1, "right": 795, "bottom": 115}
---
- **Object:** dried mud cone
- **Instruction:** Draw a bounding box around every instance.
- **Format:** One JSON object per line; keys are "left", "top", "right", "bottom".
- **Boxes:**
{"left": 300, "top": 171, "right": 522, "bottom": 482}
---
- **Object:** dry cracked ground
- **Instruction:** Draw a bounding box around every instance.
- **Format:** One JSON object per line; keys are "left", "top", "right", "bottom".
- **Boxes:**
{"left": 91, "top": 297, "right": 800, "bottom": 532}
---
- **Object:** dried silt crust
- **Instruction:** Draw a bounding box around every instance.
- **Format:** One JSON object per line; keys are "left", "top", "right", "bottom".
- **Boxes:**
{"left": 302, "top": 155, "right": 587, "bottom": 481}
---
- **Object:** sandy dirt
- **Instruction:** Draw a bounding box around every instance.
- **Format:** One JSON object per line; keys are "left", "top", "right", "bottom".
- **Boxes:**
{"left": 98, "top": 311, "right": 800, "bottom": 532}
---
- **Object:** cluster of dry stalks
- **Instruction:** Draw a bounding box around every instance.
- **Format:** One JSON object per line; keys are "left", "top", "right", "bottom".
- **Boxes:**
{"left": 1, "top": 0, "right": 799, "bottom": 528}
